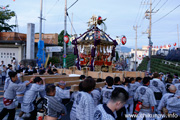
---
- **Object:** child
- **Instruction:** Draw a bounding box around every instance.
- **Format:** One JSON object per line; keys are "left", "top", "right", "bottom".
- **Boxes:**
{"left": 101, "top": 76, "right": 114, "bottom": 104}
{"left": 0, "top": 71, "right": 32, "bottom": 120}
{"left": 43, "top": 84, "right": 66, "bottom": 120}
{"left": 75, "top": 78, "right": 96, "bottom": 120}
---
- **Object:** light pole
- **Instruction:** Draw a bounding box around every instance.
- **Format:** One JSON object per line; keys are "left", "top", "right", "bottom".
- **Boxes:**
{"left": 63, "top": 0, "right": 67, "bottom": 68}
{"left": 63, "top": 0, "right": 78, "bottom": 68}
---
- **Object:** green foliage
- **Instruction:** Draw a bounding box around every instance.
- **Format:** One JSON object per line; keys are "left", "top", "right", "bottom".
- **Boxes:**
{"left": 0, "top": 5, "right": 16, "bottom": 32}
{"left": 61, "top": 53, "right": 76, "bottom": 68}
{"left": 48, "top": 56, "right": 60, "bottom": 65}
{"left": 58, "top": 30, "right": 70, "bottom": 47}
{"left": 115, "top": 51, "right": 119, "bottom": 61}
{"left": 137, "top": 56, "right": 180, "bottom": 76}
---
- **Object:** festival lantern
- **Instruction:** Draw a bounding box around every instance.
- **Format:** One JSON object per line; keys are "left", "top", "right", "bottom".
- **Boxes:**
{"left": 3, "top": 7, "right": 5, "bottom": 9}
{"left": 121, "top": 36, "right": 127, "bottom": 45}
{"left": 168, "top": 44, "right": 171, "bottom": 47}
{"left": 13, "top": 0, "right": 15, "bottom": 1}
{"left": 174, "top": 42, "right": 177, "bottom": 46}
{"left": 164, "top": 45, "right": 166, "bottom": 48}
{"left": 160, "top": 46, "right": 162, "bottom": 48}
{"left": 64, "top": 35, "right": 69, "bottom": 44}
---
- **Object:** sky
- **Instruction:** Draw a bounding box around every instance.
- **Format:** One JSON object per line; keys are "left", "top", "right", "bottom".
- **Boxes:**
{"left": 1, "top": 0, "right": 180, "bottom": 49}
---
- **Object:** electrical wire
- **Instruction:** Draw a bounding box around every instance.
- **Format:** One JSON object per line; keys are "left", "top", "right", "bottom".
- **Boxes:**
{"left": 67, "top": 12, "right": 77, "bottom": 34}
{"left": 156, "top": 0, "right": 168, "bottom": 12}
{"left": 134, "top": 0, "right": 144, "bottom": 26}
{"left": 152, "top": 4, "right": 180, "bottom": 24}
{"left": 44, "top": 0, "right": 61, "bottom": 18}
{"left": 152, "top": 0, "right": 162, "bottom": 11}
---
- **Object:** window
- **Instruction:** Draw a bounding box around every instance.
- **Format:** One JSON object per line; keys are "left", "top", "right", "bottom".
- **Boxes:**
{"left": 10, "top": 53, "right": 12, "bottom": 55}
{"left": 1, "top": 56, "right": 3, "bottom": 58}
{"left": 13, "top": 53, "right": 15, "bottom": 56}
{"left": 1, "top": 53, "right": 3, "bottom": 55}
{"left": 7, "top": 53, "right": 9, "bottom": 55}
{"left": 4, "top": 53, "right": 6, "bottom": 55}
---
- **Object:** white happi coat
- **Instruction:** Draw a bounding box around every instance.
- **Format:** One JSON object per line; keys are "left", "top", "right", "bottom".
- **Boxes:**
{"left": 134, "top": 85, "right": 157, "bottom": 113}
{"left": 75, "top": 91, "right": 95, "bottom": 120}
{"left": 3, "top": 80, "right": 26, "bottom": 109}
{"left": 94, "top": 104, "right": 115, "bottom": 120}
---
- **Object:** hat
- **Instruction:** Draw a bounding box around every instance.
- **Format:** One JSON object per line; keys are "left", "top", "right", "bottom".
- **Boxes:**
{"left": 35, "top": 66, "right": 38, "bottom": 68}
{"left": 59, "top": 81, "right": 66, "bottom": 86}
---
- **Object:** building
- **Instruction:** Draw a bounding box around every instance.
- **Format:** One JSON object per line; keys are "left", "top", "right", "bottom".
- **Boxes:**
{"left": 0, "top": 32, "right": 58, "bottom": 66}
{"left": 129, "top": 46, "right": 160, "bottom": 71}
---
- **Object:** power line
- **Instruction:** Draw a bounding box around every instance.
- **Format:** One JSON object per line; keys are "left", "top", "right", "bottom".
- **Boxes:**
{"left": 152, "top": 4, "right": 180, "bottom": 24}
{"left": 67, "top": 12, "right": 76, "bottom": 34}
{"left": 152, "top": 0, "right": 162, "bottom": 11}
{"left": 156, "top": 0, "right": 168, "bottom": 12}
{"left": 44, "top": 0, "right": 61, "bottom": 18}
{"left": 136, "top": 0, "right": 148, "bottom": 26}
{"left": 134, "top": 0, "right": 144, "bottom": 25}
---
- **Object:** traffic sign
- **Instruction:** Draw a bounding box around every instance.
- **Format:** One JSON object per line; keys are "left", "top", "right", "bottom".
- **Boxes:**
{"left": 63, "top": 54, "right": 67, "bottom": 58}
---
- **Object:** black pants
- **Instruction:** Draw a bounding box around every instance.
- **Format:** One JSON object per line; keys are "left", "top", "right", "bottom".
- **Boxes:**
{"left": 25, "top": 109, "right": 37, "bottom": 120}
{"left": 1, "top": 76, "right": 6, "bottom": 84}
{"left": 0, "top": 108, "right": 15, "bottom": 120}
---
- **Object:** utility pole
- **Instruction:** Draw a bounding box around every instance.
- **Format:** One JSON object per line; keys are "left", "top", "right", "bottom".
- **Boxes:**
{"left": 63, "top": 0, "right": 67, "bottom": 68}
{"left": 133, "top": 25, "right": 139, "bottom": 71}
{"left": 39, "top": 0, "right": 44, "bottom": 64}
{"left": 145, "top": 0, "right": 153, "bottom": 72}
{"left": 39, "top": 0, "right": 43, "bottom": 42}
{"left": 177, "top": 24, "right": 179, "bottom": 47}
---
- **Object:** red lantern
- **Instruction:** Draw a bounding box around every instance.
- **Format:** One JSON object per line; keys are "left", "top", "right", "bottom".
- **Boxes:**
{"left": 121, "top": 36, "right": 127, "bottom": 45}
{"left": 168, "top": 44, "right": 171, "bottom": 47}
{"left": 174, "top": 42, "right": 177, "bottom": 46}
{"left": 157, "top": 46, "right": 158, "bottom": 48}
{"left": 98, "top": 16, "right": 102, "bottom": 20}
{"left": 160, "top": 46, "right": 162, "bottom": 48}
{"left": 64, "top": 35, "right": 69, "bottom": 44}
{"left": 154, "top": 46, "right": 156, "bottom": 48}
{"left": 164, "top": 45, "right": 166, "bottom": 48}
{"left": 3, "top": 7, "right": 5, "bottom": 9}
{"left": 13, "top": 0, "right": 15, "bottom": 1}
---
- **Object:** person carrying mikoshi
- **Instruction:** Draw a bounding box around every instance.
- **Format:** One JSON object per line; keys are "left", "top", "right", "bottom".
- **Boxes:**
{"left": 75, "top": 77, "right": 96, "bottom": 120}
{"left": 94, "top": 87, "right": 129, "bottom": 120}
{"left": 0, "top": 71, "right": 32, "bottom": 120}
{"left": 20, "top": 76, "right": 45, "bottom": 120}
{"left": 134, "top": 77, "right": 157, "bottom": 120}
{"left": 43, "top": 84, "right": 67, "bottom": 120}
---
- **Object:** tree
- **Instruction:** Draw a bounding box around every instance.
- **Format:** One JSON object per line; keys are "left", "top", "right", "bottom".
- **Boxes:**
{"left": 115, "top": 51, "right": 119, "bottom": 61}
{"left": 58, "top": 30, "right": 70, "bottom": 47}
{"left": 0, "top": 5, "right": 16, "bottom": 32}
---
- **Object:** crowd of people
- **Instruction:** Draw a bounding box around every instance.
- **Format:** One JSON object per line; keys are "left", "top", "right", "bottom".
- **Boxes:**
{"left": 0, "top": 60, "right": 180, "bottom": 120}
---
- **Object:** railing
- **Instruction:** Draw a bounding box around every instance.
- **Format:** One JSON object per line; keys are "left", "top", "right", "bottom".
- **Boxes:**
{"left": 162, "top": 60, "right": 180, "bottom": 67}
